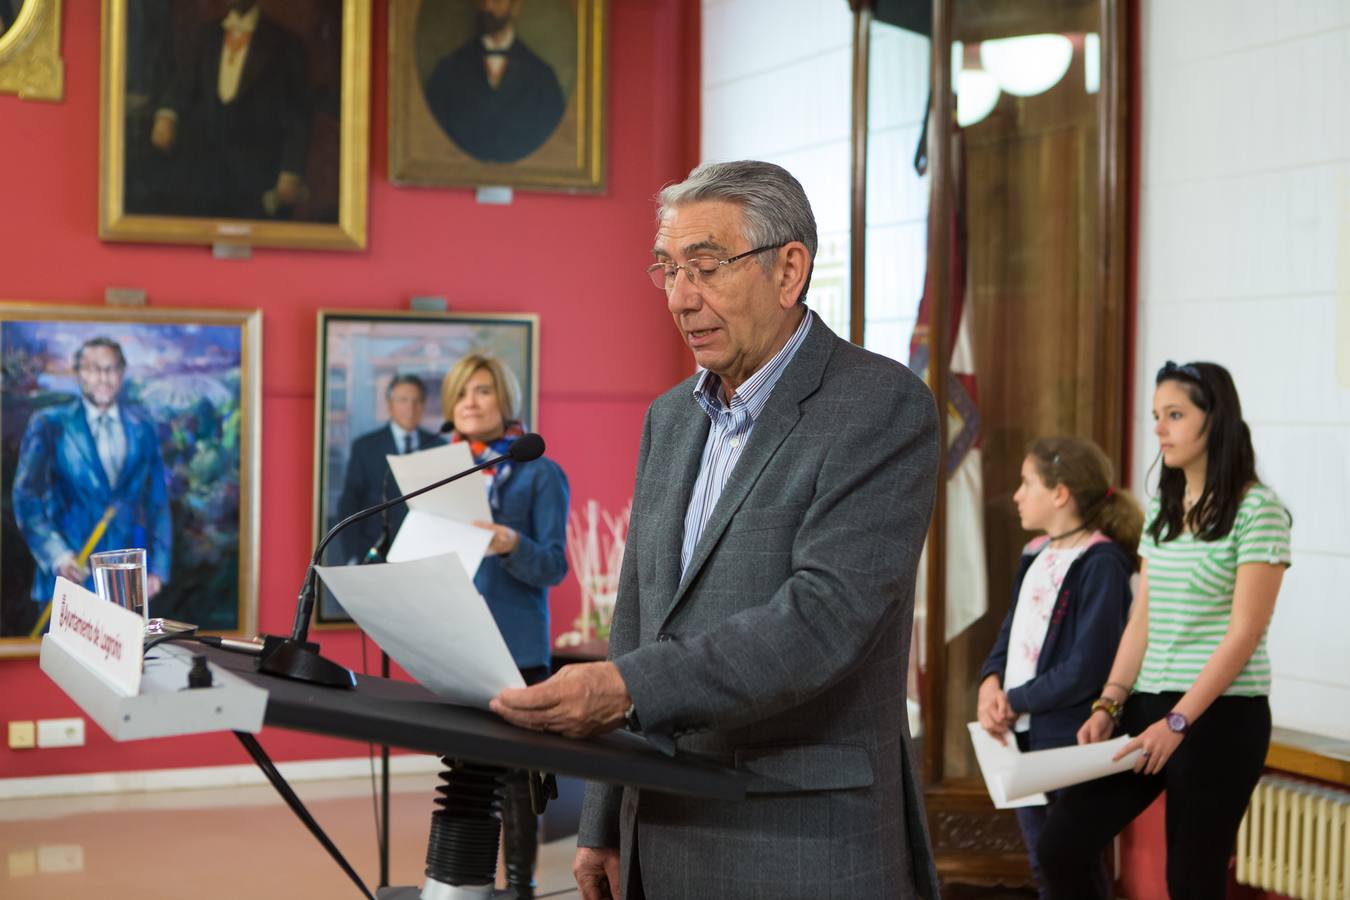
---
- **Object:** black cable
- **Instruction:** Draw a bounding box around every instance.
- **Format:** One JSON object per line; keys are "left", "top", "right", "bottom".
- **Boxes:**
{"left": 356, "top": 632, "right": 390, "bottom": 887}
{"left": 142, "top": 633, "right": 262, "bottom": 657}
{"left": 142, "top": 632, "right": 200, "bottom": 655}
{"left": 234, "top": 731, "right": 376, "bottom": 900}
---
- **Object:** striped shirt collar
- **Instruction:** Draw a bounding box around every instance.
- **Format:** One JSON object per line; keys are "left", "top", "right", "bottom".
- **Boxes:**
{"left": 692, "top": 310, "right": 812, "bottom": 421}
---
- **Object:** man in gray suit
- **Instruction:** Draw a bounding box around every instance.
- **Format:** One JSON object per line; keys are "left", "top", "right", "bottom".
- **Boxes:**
{"left": 492, "top": 160, "right": 940, "bottom": 899}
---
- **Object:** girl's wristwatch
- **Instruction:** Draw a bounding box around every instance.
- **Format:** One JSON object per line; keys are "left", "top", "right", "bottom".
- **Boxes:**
{"left": 1165, "top": 711, "right": 1190, "bottom": 734}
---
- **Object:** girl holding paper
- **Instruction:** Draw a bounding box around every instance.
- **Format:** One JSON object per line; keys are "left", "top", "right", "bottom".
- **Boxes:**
{"left": 977, "top": 436, "right": 1141, "bottom": 898}
{"left": 442, "top": 353, "right": 570, "bottom": 900}
{"left": 1038, "top": 361, "right": 1291, "bottom": 900}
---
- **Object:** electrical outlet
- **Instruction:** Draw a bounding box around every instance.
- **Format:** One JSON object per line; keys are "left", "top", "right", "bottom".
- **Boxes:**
{"left": 36, "top": 718, "right": 84, "bottom": 749}
{"left": 7, "top": 721, "right": 35, "bottom": 750}
{"left": 37, "top": 845, "right": 84, "bottom": 874}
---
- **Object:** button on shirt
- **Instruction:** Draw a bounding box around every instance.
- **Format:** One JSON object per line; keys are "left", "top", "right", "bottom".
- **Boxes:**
{"left": 680, "top": 312, "right": 812, "bottom": 575}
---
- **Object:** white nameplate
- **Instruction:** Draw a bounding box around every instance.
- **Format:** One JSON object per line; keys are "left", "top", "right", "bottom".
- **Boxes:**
{"left": 49, "top": 578, "right": 144, "bottom": 697}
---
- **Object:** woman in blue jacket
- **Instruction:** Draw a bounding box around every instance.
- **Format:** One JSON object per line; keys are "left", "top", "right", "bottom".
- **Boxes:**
{"left": 442, "top": 353, "right": 569, "bottom": 899}
{"left": 978, "top": 436, "right": 1142, "bottom": 899}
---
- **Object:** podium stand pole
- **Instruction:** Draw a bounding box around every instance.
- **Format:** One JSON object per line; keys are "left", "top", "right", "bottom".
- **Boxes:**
{"left": 380, "top": 650, "right": 392, "bottom": 888}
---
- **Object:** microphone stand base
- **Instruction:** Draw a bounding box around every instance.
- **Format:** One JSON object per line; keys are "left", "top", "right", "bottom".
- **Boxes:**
{"left": 256, "top": 635, "right": 356, "bottom": 689}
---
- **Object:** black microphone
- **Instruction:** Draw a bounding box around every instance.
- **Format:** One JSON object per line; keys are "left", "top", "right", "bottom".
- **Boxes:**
{"left": 257, "top": 433, "right": 547, "bottom": 688}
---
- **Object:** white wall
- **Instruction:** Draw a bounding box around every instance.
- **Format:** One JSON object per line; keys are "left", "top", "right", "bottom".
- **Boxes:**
{"left": 1136, "top": 1, "right": 1350, "bottom": 740}
{"left": 701, "top": 0, "right": 928, "bottom": 358}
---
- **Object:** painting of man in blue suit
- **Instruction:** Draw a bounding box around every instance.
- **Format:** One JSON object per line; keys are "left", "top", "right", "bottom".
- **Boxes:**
{"left": 11, "top": 336, "right": 172, "bottom": 613}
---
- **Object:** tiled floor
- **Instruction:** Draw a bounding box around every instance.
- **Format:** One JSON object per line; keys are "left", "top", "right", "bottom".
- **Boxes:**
{"left": 0, "top": 772, "right": 580, "bottom": 899}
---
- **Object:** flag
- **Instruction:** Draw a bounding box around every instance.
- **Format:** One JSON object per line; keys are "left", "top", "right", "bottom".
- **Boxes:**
{"left": 908, "top": 129, "right": 987, "bottom": 659}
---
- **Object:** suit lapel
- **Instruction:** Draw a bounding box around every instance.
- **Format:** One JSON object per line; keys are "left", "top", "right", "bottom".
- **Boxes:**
{"left": 66, "top": 404, "right": 112, "bottom": 494}
{"left": 236, "top": 19, "right": 274, "bottom": 100}
{"left": 663, "top": 313, "right": 835, "bottom": 620}
{"left": 113, "top": 408, "right": 142, "bottom": 493}
{"left": 649, "top": 393, "right": 708, "bottom": 614}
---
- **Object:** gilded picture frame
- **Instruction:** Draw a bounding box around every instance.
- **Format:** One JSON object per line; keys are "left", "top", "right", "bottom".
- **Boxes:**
{"left": 98, "top": 0, "right": 371, "bottom": 251}
{"left": 388, "top": 0, "right": 605, "bottom": 192}
{"left": 0, "top": 0, "right": 64, "bottom": 101}
{"left": 0, "top": 302, "right": 261, "bottom": 657}
{"left": 312, "top": 309, "right": 539, "bottom": 625}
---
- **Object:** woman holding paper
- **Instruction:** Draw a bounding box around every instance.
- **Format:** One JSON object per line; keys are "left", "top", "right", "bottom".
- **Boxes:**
{"left": 442, "top": 353, "right": 569, "bottom": 900}
{"left": 977, "top": 436, "right": 1140, "bottom": 898}
{"left": 1038, "top": 361, "right": 1291, "bottom": 900}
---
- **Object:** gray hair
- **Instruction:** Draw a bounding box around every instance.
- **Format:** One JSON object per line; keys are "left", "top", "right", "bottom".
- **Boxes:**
{"left": 385, "top": 373, "right": 427, "bottom": 401}
{"left": 74, "top": 336, "right": 127, "bottom": 371}
{"left": 657, "top": 160, "right": 817, "bottom": 304}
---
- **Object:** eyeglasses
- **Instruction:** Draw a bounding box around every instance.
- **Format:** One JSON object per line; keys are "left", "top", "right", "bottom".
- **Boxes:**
{"left": 645, "top": 244, "right": 785, "bottom": 292}
{"left": 1156, "top": 360, "right": 1202, "bottom": 383}
{"left": 77, "top": 364, "right": 123, "bottom": 378}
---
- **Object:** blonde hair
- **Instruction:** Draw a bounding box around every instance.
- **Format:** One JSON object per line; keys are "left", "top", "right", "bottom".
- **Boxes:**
{"left": 440, "top": 353, "right": 521, "bottom": 432}
{"left": 1027, "top": 436, "right": 1144, "bottom": 559}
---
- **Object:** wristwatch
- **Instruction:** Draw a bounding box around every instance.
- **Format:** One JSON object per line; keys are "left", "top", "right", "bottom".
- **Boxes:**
{"left": 624, "top": 702, "right": 641, "bottom": 733}
{"left": 1165, "top": 711, "right": 1189, "bottom": 734}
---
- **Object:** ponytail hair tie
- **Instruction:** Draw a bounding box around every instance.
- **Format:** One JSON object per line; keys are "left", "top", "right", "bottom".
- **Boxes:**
{"left": 1105, "top": 486, "right": 1116, "bottom": 499}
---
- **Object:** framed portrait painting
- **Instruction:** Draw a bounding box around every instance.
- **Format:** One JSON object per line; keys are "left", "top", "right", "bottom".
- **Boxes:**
{"left": 0, "top": 303, "right": 261, "bottom": 657}
{"left": 388, "top": 0, "right": 605, "bottom": 192}
{"left": 313, "top": 310, "right": 538, "bottom": 624}
{"left": 99, "top": 0, "right": 371, "bottom": 251}
{"left": 0, "top": 0, "right": 64, "bottom": 101}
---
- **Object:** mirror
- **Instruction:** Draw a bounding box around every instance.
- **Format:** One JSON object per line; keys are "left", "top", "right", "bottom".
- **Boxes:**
{"left": 914, "top": 0, "right": 1130, "bottom": 888}
{"left": 0, "top": 0, "right": 64, "bottom": 102}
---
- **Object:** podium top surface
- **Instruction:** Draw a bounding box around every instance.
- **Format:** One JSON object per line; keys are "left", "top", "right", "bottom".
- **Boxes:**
{"left": 208, "top": 647, "right": 744, "bottom": 802}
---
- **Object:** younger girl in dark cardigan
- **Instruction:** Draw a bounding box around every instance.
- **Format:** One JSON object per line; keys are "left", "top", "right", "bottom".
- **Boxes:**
{"left": 977, "top": 436, "right": 1142, "bottom": 899}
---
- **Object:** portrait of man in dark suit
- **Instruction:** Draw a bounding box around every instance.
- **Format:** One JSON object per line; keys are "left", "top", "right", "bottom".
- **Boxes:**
{"left": 11, "top": 337, "right": 172, "bottom": 615}
{"left": 422, "top": 0, "right": 566, "bottom": 163}
{"left": 334, "top": 374, "right": 446, "bottom": 566}
{"left": 0, "top": 0, "right": 25, "bottom": 38}
{"left": 126, "top": 0, "right": 329, "bottom": 221}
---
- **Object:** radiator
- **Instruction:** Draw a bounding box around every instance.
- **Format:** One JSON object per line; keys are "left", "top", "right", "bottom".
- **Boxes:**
{"left": 1235, "top": 775, "right": 1350, "bottom": 899}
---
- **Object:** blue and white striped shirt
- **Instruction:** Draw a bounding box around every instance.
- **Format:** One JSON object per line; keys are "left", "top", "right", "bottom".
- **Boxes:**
{"left": 680, "top": 311, "right": 813, "bottom": 575}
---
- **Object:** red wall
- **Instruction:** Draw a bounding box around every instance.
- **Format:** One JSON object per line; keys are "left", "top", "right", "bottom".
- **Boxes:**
{"left": 0, "top": 1, "right": 698, "bottom": 779}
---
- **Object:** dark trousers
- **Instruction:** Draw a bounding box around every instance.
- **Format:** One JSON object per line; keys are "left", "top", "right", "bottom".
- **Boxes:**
{"left": 1037, "top": 692, "right": 1271, "bottom": 900}
{"left": 1014, "top": 733, "right": 1110, "bottom": 900}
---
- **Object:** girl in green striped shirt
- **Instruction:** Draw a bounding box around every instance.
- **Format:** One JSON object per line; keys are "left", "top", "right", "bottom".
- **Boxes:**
{"left": 1038, "top": 361, "right": 1291, "bottom": 899}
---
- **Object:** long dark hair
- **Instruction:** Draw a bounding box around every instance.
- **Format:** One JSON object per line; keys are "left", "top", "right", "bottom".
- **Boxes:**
{"left": 1027, "top": 436, "right": 1143, "bottom": 558}
{"left": 1147, "top": 361, "right": 1256, "bottom": 543}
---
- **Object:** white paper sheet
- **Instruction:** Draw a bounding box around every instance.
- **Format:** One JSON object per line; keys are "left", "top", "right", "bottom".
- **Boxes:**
{"left": 383, "top": 443, "right": 496, "bottom": 573}
{"left": 315, "top": 552, "right": 523, "bottom": 708}
{"left": 1000, "top": 733, "right": 1141, "bottom": 799}
{"left": 968, "top": 721, "right": 1144, "bottom": 805}
{"left": 388, "top": 442, "right": 492, "bottom": 523}
{"left": 967, "top": 723, "right": 1047, "bottom": 808}
{"left": 387, "top": 509, "right": 492, "bottom": 572}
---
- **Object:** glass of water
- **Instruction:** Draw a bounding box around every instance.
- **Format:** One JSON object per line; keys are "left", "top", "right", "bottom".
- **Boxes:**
{"left": 90, "top": 548, "right": 163, "bottom": 634}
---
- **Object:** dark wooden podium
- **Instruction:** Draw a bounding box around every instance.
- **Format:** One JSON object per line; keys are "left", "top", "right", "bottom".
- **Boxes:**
{"left": 227, "top": 646, "right": 746, "bottom": 898}
{"left": 43, "top": 639, "right": 742, "bottom": 899}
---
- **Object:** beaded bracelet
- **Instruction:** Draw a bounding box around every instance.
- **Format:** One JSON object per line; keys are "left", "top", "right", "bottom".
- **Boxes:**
{"left": 1090, "top": 696, "right": 1123, "bottom": 722}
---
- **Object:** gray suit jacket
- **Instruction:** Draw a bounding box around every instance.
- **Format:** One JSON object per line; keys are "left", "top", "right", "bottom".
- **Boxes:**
{"left": 578, "top": 313, "right": 940, "bottom": 899}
